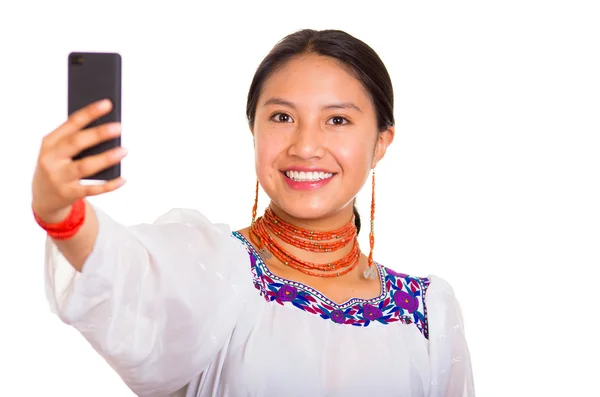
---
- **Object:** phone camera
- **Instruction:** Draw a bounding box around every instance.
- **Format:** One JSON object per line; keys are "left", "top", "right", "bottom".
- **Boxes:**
{"left": 71, "top": 55, "right": 84, "bottom": 65}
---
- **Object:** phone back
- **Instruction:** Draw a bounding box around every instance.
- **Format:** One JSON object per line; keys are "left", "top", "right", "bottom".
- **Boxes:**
{"left": 68, "top": 52, "right": 121, "bottom": 180}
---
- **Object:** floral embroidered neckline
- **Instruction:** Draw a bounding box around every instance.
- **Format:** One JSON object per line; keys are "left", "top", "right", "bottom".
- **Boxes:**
{"left": 232, "top": 231, "right": 431, "bottom": 338}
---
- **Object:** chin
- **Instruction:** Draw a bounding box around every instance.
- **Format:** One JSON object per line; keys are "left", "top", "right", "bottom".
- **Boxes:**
{"left": 271, "top": 197, "right": 347, "bottom": 221}
{"left": 260, "top": 171, "right": 355, "bottom": 221}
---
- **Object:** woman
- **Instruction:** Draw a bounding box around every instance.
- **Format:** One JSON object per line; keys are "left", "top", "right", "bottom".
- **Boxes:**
{"left": 32, "top": 29, "right": 475, "bottom": 396}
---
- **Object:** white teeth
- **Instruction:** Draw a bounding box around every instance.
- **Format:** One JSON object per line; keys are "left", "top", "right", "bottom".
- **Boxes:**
{"left": 285, "top": 170, "right": 333, "bottom": 182}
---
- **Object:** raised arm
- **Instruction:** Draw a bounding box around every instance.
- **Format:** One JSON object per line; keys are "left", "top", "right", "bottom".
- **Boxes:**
{"left": 32, "top": 99, "right": 126, "bottom": 271}
{"left": 44, "top": 205, "right": 251, "bottom": 396}
{"left": 33, "top": 101, "right": 251, "bottom": 396}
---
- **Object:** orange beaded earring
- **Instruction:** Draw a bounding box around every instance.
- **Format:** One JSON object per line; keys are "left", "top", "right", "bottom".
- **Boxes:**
{"left": 363, "top": 169, "right": 377, "bottom": 280}
{"left": 251, "top": 179, "right": 259, "bottom": 226}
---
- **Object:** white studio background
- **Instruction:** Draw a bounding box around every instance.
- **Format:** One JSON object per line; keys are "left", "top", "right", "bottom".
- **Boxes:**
{"left": 0, "top": 0, "right": 598, "bottom": 395}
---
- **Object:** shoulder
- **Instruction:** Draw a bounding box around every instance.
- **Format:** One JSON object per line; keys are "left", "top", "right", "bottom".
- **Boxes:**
{"left": 380, "top": 266, "right": 458, "bottom": 298}
{"left": 423, "top": 274, "right": 458, "bottom": 300}
{"left": 379, "top": 264, "right": 431, "bottom": 309}
{"left": 420, "top": 274, "right": 467, "bottom": 330}
{"left": 153, "top": 207, "right": 223, "bottom": 229}
{"left": 122, "top": 207, "right": 249, "bottom": 264}
{"left": 379, "top": 267, "right": 464, "bottom": 337}
{"left": 379, "top": 264, "right": 431, "bottom": 293}
{"left": 378, "top": 264, "right": 431, "bottom": 336}
{"left": 147, "top": 207, "right": 234, "bottom": 241}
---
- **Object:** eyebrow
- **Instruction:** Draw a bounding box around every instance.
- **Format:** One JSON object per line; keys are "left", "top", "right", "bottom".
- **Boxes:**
{"left": 262, "top": 97, "right": 362, "bottom": 113}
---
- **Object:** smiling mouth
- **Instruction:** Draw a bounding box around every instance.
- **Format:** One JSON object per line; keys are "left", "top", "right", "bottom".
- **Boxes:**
{"left": 283, "top": 170, "right": 335, "bottom": 182}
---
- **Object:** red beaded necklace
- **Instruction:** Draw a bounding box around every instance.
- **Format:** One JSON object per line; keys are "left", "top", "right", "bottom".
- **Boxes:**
{"left": 249, "top": 207, "right": 360, "bottom": 278}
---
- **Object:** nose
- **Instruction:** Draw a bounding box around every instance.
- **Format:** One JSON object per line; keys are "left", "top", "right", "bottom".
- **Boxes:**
{"left": 287, "top": 121, "right": 326, "bottom": 160}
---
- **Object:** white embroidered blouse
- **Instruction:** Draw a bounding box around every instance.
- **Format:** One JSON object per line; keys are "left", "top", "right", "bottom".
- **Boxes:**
{"left": 44, "top": 206, "right": 475, "bottom": 397}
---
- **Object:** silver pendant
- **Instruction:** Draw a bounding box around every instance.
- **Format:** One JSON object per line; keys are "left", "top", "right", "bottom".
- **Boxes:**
{"left": 259, "top": 248, "right": 272, "bottom": 259}
{"left": 363, "top": 265, "right": 377, "bottom": 280}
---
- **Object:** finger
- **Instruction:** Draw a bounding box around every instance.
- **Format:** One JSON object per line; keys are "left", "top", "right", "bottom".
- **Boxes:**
{"left": 42, "top": 99, "right": 113, "bottom": 149}
{"left": 62, "top": 146, "right": 128, "bottom": 182}
{"left": 55, "top": 122, "right": 121, "bottom": 159}
{"left": 61, "top": 176, "right": 127, "bottom": 200}
{"left": 82, "top": 177, "right": 127, "bottom": 197}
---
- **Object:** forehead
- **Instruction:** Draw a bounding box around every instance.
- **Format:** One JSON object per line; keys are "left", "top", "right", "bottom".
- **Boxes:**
{"left": 259, "top": 54, "right": 372, "bottom": 110}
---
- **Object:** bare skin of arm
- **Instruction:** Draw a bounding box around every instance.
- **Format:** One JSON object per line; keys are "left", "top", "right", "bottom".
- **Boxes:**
{"left": 45, "top": 201, "right": 99, "bottom": 272}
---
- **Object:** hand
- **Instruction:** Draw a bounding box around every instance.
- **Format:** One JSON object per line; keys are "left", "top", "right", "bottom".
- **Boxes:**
{"left": 32, "top": 99, "right": 128, "bottom": 223}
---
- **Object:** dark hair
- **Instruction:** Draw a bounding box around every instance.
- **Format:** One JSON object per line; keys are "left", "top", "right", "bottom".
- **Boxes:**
{"left": 246, "top": 29, "right": 395, "bottom": 234}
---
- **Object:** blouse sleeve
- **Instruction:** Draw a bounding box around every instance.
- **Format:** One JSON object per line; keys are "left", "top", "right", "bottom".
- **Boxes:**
{"left": 425, "top": 275, "right": 476, "bottom": 397}
{"left": 44, "top": 205, "right": 252, "bottom": 396}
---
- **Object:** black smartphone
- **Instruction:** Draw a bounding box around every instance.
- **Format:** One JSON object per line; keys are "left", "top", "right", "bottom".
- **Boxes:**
{"left": 68, "top": 52, "right": 122, "bottom": 181}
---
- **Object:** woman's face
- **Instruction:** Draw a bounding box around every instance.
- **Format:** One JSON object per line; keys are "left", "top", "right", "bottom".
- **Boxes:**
{"left": 252, "top": 54, "right": 394, "bottom": 222}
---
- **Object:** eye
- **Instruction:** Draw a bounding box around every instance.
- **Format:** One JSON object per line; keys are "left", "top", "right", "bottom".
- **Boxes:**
{"left": 327, "top": 116, "right": 350, "bottom": 126}
{"left": 271, "top": 113, "right": 294, "bottom": 123}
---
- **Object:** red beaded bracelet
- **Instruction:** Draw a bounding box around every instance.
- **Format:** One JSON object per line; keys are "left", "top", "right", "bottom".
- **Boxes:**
{"left": 33, "top": 199, "right": 86, "bottom": 240}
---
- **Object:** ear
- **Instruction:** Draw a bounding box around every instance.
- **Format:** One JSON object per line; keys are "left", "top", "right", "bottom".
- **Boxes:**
{"left": 250, "top": 125, "right": 256, "bottom": 148}
{"left": 371, "top": 126, "right": 395, "bottom": 168}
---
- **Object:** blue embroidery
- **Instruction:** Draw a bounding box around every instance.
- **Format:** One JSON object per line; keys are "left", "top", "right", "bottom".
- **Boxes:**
{"left": 233, "top": 231, "right": 430, "bottom": 338}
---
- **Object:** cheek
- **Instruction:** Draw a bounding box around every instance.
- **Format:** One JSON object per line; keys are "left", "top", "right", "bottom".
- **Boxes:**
{"left": 334, "top": 136, "right": 373, "bottom": 173}
{"left": 254, "top": 132, "right": 285, "bottom": 177}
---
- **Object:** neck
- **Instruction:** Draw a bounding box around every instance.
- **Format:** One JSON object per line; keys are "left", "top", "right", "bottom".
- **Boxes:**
{"left": 261, "top": 202, "right": 362, "bottom": 276}
{"left": 268, "top": 202, "right": 355, "bottom": 232}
